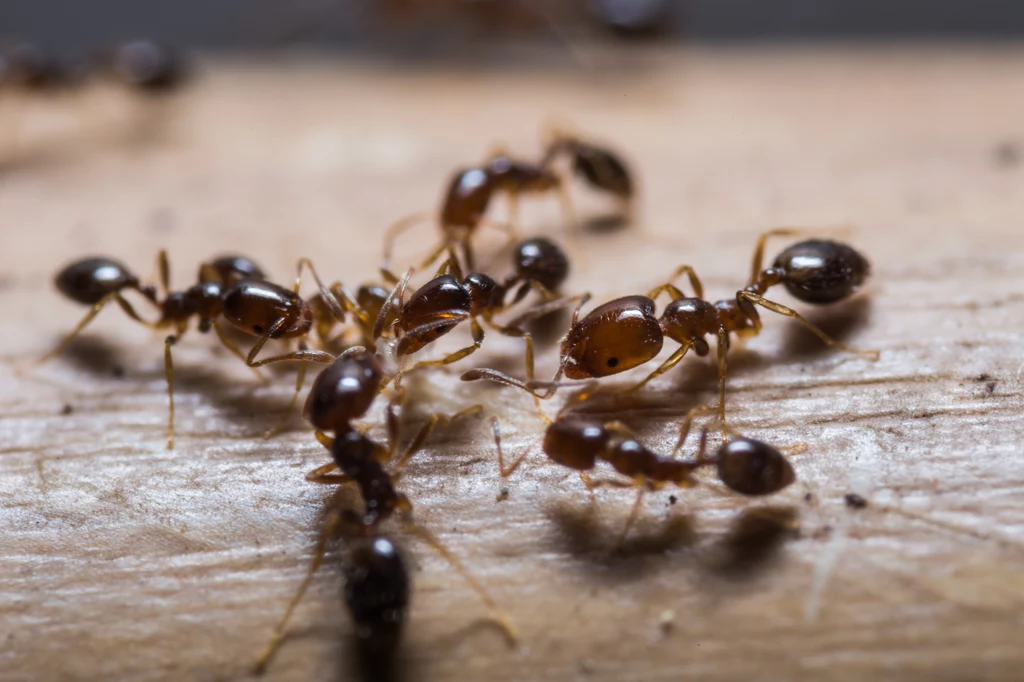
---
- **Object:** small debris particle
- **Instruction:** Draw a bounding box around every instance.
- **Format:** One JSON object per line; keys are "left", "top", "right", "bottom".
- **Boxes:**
{"left": 844, "top": 493, "right": 868, "bottom": 510}
{"left": 60, "top": 404, "right": 73, "bottom": 416}
{"left": 496, "top": 487, "right": 510, "bottom": 502}
{"left": 659, "top": 609, "right": 675, "bottom": 633}
{"left": 974, "top": 373, "right": 991, "bottom": 382}
{"left": 804, "top": 492, "right": 813, "bottom": 503}
{"left": 111, "top": 364, "right": 125, "bottom": 378}
{"left": 985, "top": 381, "right": 996, "bottom": 395}
{"left": 668, "top": 495, "right": 678, "bottom": 506}
{"left": 811, "top": 525, "right": 834, "bottom": 540}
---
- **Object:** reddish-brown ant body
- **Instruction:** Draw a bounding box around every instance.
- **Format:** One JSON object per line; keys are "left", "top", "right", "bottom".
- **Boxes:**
{"left": 463, "top": 230, "right": 878, "bottom": 428}
{"left": 37, "top": 253, "right": 366, "bottom": 448}
{"left": 542, "top": 129, "right": 635, "bottom": 220}
{"left": 493, "top": 405, "right": 799, "bottom": 542}
{"left": 377, "top": 239, "right": 576, "bottom": 387}
{"left": 383, "top": 150, "right": 575, "bottom": 272}
{"left": 254, "top": 347, "right": 515, "bottom": 674}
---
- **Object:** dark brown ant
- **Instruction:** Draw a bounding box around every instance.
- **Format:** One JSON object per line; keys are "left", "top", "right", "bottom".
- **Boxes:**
{"left": 463, "top": 230, "right": 879, "bottom": 430}
{"left": 541, "top": 126, "right": 635, "bottom": 222}
{"left": 254, "top": 347, "right": 515, "bottom": 674}
{"left": 375, "top": 243, "right": 577, "bottom": 394}
{"left": 493, "top": 404, "right": 801, "bottom": 543}
{"left": 383, "top": 148, "right": 574, "bottom": 272}
{"left": 34, "top": 253, "right": 366, "bottom": 448}
{"left": 0, "top": 43, "right": 82, "bottom": 91}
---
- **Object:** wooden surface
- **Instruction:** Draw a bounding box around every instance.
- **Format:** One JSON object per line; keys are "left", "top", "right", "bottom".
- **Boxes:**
{"left": 2, "top": 47, "right": 1024, "bottom": 682}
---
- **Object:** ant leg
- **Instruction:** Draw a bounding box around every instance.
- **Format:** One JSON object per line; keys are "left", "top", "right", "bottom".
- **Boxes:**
{"left": 623, "top": 343, "right": 691, "bottom": 394}
{"left": 400, "top": 521, "right": 518, "bottom": 646}
{"left": 383, "top": 211, "right": 434, "bottom": 270}
{"left": 483, "top": 318, "right": 543, "bottom": 414}
{"left": 491, "top": 416, "right": 531, "bottom": 480}
{"left": 253, "top": 486, "right": 346, "bottom": 674}
{"left": 737, "top": 292, "right": 880, "bottom": 359}
{"left": 554, "top": 178, "right": 578, "bottom": 234}
{"left": 262, "top": 355, "right": 308, "bottom": 439}
{"left": 406, "top": 317, "right": 485, "bottom": 372}
{"left": 746, "top": 228, "right": 805, "bottom": 286}
{"left": 502, "top": 293, "right": 584, "bottom": 327}
{"left": 617, "top": 486, "right": 647, "bottom": 549}
{"left": 313, "top": 430, "right": 334, "bottom": 450}
{"left": 211, "top": 321, "right": 267, "bottom": 383}
{"left": 244, "top": 320, "right": 336, "bottom": 368}
{"left": 163, "top": 335, "right": 178, "bottom": 450}
{"left": 716, "top": 328, "right": 729, "bottom": 437}
{"left": 506, "top": 191, "right": 521, "bottom": 236}
{"left": 479, "top": 217, "right": 518, "bottom": 249}
{"left": 295, "top": 258, "right": 369, "bottom": 331}
{"left": 157, "top": 249, "right": 170, "bottom": 296}
{"left": 389, "top": 404, "right": 485, "bottom": 479}
{"left": 32, "top": 292, "right": 151, "bottom": 367}
{"left": 647, "top": 264, "right": 705, "bottom": 302}
{"left": 374, "top": 267, "right": 413, "bottom": 341}
{"left": 671, "top": 405, "right": 717, "bottom": 459}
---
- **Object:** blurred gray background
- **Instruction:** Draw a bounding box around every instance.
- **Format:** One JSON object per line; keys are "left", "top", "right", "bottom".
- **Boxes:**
{"left": 2, "top": 0, "right": 1023, "bottom": 56}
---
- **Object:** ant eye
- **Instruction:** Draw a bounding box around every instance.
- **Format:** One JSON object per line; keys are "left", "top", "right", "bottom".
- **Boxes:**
{"left": 607, "top": 357, "right": 619, "bottom": 368}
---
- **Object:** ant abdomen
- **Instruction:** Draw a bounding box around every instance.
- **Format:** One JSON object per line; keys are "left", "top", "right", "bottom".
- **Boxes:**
{"left": 571, "top": 142, "right": 633, "bottom": 200}
{"left": 345, "top": 536, "right": 410, "bottom": 670}
{"left": 199, "top": 255, "right": 265, "bottom": 287}
{"left": 441, "top": 168, "right": 493, "bottom": 229}
{"left": 511, "top": 237, "right": 569, "bottom": 292}
{"left": 542, "top": 417, "right": 609, "bottom": 470}
{"left": 772, "top": 239, "right": 870, "bottom": 305}
{"left": 561, "top": 295, "right": 663, "bottom": 379}
{"left": 716, "top": 437, "right": 795, "bottom": 496}
{"left": 303, "top": 350, "right": 384, "bottom": 432}
{"left": 221, "top": 279, "right": 312, "bottom": 338}
{"left": 55, "top": 257, "right": 150, "bottom": 305}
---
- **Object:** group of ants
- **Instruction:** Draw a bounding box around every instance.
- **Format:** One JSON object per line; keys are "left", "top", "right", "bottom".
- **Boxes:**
{"left": 31, "top": 124, "right": 879, "bottom": 677}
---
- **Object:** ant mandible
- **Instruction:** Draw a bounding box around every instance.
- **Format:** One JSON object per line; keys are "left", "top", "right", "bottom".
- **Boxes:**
{"left": 492, "top": 404, "right": 801, "bottom": 544}
{"left": 463, "top": 229, "right": 879, "bottom": 431}
{"left": 254, "top": 347, "right": 516, "bottom": 674}
{"left": 34, "top": 253, "right": 367, "bottom": 448}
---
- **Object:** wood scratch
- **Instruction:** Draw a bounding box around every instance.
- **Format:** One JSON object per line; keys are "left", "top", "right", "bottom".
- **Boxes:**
{"left": 804, "top": 520, "right": 848, "bottom": 624}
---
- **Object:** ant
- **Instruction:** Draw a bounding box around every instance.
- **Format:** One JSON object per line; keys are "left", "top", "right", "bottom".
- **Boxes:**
{"left": 492, "top": 404, "right": 801, "bottom": 543}
{"left": 383, "top": 147, "right": 575, "bottom": 273}
{"left": 463, "top": 229, "right": 879, "bottom": 431}
{"left": 254, "top": 347, "right": 516, "bottom": 674}
{"left": 34, "top": 253, "right": 368, "bottom": 448}
{"left": 374, "top": 238, "right": 577, "bottom": 396}
{"left": 101, "top": 40, "right": 185, "bottom": 92}
{"left": 540, "top": 126, "right": 635, "bottom": 224}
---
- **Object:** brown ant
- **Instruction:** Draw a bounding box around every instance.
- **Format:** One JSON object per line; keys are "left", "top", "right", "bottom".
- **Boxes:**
{"left": 492, "top": 404, "right": 801, "bottom": 543}
{"left": 374, "top": 240, "right": 577, "bottom": 396}
{"left": 463, "top": 230, "right": 879, "bottom": 430}
{"left": 541, "top": 126, "right": 635, "bottom": 223}
{"left": 102, "top": 40, "right": 185, "bottom": 92}
{"left": 34, "top": 253, "right": 367, "bottom": 448}
{"left": 254, "top": 347, "right": 516, "bottom": 674}
{"left": 383, "top": 147, "right": 575, "bottom": 272}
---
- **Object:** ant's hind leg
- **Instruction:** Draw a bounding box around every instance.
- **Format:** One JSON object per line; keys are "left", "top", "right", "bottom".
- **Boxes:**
{"left": 737, "top": 292, "right": 880, "bottom": 360}
{"left": 262, "top": 356, "right": 308, "bottom": 439}
{"left": 211, "top": 321, "right": 267, "bottom": 383}
{"left": 400, "top": 521, "right": 518, "bottom": 646}
{"left": 32, "top": 293, "right": 150, "bottom": 369}
{"left": 491, "top": 416, "right": 531, "bottom": 481}
{"left": 253, "top": 486, "right": 347, "bottom": 674}
{"left": 388, "top": 404, "right": 485, "bottom": 479}
{"left": 406, "top": 317, "right": 485, "bottom": 372}
{"left": 163, "top": 335, "right": 178, "bottom": 450}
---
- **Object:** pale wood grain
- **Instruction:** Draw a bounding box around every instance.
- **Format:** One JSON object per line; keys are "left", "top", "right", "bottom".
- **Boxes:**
{"left": 2, "top": 47, "right": 1024, "bottom": 682}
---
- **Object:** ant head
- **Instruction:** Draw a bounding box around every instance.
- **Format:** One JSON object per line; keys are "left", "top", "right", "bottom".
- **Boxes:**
{"left": 463, "top": 272, "right": 502, "bottom": 315}
{"left": 773, "top": 239, "right": 869, "bottom": 305}
{"left": 716, "top": 437, "right": 795, "bottom": 496}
